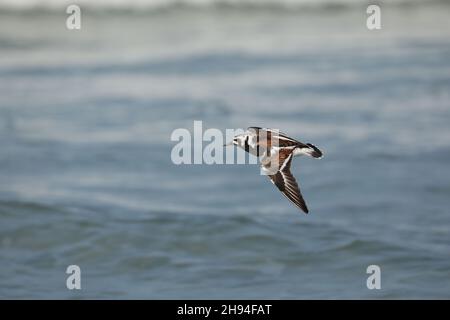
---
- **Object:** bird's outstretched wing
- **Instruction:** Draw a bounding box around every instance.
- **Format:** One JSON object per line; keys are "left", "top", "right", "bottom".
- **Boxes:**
{"left": 247, "top": 127, "right": 307, "bottom": 149}
{"left": 263, "top": 149, "right": 309, "bottom": 214}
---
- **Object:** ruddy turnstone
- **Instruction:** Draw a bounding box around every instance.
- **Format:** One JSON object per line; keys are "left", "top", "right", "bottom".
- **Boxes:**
{"left": 225, "top": 127, "right": 322, "bottom": 214}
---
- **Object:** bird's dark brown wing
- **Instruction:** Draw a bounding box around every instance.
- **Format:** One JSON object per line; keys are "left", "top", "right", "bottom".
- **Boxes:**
{"left": 266, "top": 151, "right": 309, "bottom": 214}
{"left": 247, "top": 127, "right": 306, "bottom": 148}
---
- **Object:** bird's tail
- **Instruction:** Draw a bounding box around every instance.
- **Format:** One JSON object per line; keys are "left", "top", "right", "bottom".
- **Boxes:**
{"left": 304, "top": 143, "right": 323, "bottom": 159}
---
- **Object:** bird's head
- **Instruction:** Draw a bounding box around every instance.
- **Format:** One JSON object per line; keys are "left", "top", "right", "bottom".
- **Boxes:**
{"left": 224, "top": 134, "right": 245, "bottom": 147}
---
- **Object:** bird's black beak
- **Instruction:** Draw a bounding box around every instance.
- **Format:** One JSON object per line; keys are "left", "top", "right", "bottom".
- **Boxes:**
{"left": 223, "top": 141, "right": 233, "bottom": 147}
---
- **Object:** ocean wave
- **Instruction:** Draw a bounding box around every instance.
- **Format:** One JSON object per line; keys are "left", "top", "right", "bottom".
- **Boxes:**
{"left": 0, "top": 0, "right": 444, "bottom": 11}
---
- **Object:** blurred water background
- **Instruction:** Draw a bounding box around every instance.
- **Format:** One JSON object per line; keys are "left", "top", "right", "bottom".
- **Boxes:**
{"left": 0, "top": 0, "right": 450, "bottom": 299}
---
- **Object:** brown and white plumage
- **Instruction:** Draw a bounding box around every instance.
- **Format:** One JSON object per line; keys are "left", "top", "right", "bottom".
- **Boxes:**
{"left": 226, "top": 127, "right": 323, "bottom": 214}
{"left": 263, "top": 149, "right": 309, "bottom": 213}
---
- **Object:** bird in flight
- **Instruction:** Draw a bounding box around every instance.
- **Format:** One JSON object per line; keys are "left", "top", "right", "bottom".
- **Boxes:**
{"left": 225, "top": 127, "right": 323, "bottom": 214}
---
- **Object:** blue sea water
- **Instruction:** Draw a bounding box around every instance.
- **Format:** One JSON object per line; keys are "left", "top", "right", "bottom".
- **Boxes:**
{"left": 0, "top": 0, "right": 450, "bottom": 299}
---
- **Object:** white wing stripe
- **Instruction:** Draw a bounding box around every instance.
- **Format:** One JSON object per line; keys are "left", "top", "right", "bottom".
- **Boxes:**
{"left": 280, "top": 153, "right": 292, "bottom": 171}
